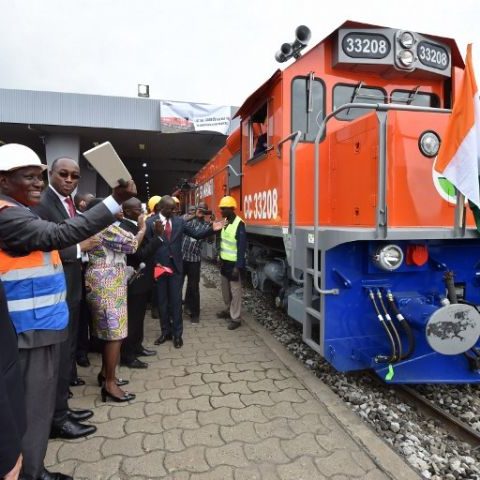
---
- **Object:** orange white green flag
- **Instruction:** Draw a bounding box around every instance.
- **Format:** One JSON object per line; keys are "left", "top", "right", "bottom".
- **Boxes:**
{"left": 435, "top": 44, "right": 480, "bottom": 209}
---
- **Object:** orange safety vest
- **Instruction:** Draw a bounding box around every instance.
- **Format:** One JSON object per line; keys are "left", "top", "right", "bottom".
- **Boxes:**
{"left": 0, "top": 199, "right": 68, "bottom": 334}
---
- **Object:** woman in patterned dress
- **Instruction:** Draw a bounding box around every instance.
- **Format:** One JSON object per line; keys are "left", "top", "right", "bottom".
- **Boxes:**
{"left": 85, "top": 199, "right": 146, "bottom": 402}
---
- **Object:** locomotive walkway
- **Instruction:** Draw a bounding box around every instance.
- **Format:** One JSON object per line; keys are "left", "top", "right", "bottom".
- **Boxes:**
{"left": 45, "top": 276, "right": 420, "bottom": 479}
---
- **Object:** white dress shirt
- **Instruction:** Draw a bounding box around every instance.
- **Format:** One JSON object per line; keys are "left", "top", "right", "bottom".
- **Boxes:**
{"left": 49, "top": 186, "right": 122, "bottom": 259}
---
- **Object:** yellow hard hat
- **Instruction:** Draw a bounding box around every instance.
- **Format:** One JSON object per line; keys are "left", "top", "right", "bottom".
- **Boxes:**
{"left": 148, "top": 195, "right": 161, "bottom": 212}
{"left": 219, "top": 196, "right": 237, "bottom": 208}
{"left": 172, "top": 196, "right": 180, "bottom": 204}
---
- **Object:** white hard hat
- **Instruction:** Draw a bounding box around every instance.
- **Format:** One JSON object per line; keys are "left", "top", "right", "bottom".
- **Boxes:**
{"left": 0, "top": 144, "right": 47, "bottom": 172}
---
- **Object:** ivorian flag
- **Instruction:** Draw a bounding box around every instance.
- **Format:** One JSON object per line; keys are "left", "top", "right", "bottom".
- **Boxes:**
{"left": 435, "top": 44, "right": 480, "bottom": 228}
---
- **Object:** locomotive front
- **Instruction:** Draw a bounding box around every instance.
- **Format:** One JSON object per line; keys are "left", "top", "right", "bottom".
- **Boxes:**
{"left": 192, "top": 22, "right": 480, "bottom": 383}
{"left": 297, "top": 25, "right": 480, "bottom": 383}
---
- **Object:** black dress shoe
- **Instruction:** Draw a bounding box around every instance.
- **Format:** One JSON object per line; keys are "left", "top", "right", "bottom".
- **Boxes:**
{"left": 68, "top": 389, "right": 73, "bottom": 399}
{"left": 76, "top": 355, "right": 90, "bottom": 367}
{"left": 136, "top": 347, "right": 156, "bottom": 357}
{"left": 101, "top": 387, "right": 136, "bottom": 403}
{"left": 70, "top": 377, "right": 86, "bottom": 387}
{"left": 154, "top": 333, "right": 172, "bottom": 345}
{"left": 38, "top": 468, "right": 73, "bottom": 480}
{"left": 173, "top": 336, "right": 183, "bottom": 348}
{"left": 67, "top": 409, "right": 93, "bottom": 421}
{"left": 121, "top": 358, "right": 148, "bottom": 369}
{"left": 50, "top": 418, "right": 97, "bottom": 439}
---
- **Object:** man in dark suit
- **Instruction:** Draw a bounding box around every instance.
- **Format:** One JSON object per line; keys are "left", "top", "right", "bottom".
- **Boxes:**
{"left": 73, "top": 191, "right": 95, "bottom": 368}
{"left": 119, "top": 197, "right": 162, "bottom": 368}
{"left": 147, "top": 196, "right": 223, "bottom": 348}
{"left": 33, "top": 158, "right": 97, "bottom": 441}
{"left": 0, "top": 279, "right": 26, "bottom": 480}
{"left": 0, "top": 143, "right": 137, "bottom": 480}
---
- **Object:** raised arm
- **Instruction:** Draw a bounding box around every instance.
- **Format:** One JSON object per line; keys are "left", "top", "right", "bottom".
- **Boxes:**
{"left": 0, "top": 202, "right": 116, "bottom": 255}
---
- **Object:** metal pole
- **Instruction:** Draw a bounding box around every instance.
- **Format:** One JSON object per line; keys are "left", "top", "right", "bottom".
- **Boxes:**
{"left": 454, "top": 191, "right": 466, "bottom": 237}
{"left": 376, "top": 110, "right": 388, "bottom": 239}
{"left": 288, "top": 132, "right": 303, "bottom": 283}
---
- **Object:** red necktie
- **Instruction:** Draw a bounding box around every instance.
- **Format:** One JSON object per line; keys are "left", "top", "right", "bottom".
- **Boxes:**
{"left": 164, "top": 220, "right": 172, "bottom": 240}
{"left": 65, "top": 196, "right": 76, "bottom": 218}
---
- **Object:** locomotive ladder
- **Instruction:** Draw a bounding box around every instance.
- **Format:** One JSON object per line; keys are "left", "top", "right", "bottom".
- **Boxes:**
{"left": 291, "top": 103, "right": 453, "bottom": 354}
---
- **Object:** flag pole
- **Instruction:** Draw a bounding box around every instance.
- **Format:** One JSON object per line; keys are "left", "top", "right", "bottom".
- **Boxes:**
{"left": 454, "top": 190, "right": 466, "bottom": 237}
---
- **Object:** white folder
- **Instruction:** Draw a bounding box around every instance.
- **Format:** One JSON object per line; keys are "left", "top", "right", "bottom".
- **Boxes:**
{"left": 83, "top": 141, "right": 132, "bottom": 188}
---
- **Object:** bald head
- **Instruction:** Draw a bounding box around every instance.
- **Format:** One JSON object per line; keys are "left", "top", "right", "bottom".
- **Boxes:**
{"left": 122, "top": 197, "right": 143, "bottom": 221}
{"left": 74, "top": 192, "right": 94, "bottom": 212}
{"left": 122, "top": 197, "right": 141, "bottom": 210}
{"left": 159, "top": 195, "right": 176, "bottom": 218}
{"left": 49, "top": 157, "right": 80, "bottom": 197}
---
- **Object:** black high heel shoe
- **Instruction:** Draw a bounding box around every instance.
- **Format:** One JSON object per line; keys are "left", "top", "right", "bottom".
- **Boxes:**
{"left": 101, "top": 387, "right": 136, "bottom": 403}
{"left": 97, "top": 372, "right": 129, "bottom": 387}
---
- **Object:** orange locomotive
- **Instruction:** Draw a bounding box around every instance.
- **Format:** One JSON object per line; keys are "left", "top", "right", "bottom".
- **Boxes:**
{"left": 189, "top": 21, "right": 480, "bottom": 383}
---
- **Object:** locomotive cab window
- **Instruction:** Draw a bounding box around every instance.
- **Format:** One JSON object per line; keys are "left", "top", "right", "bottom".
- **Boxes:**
{"left": 248, "top": 103, "right": 269, "bottom": 160}
{"left": 333, "top": 83, "right": 386, "bottom": 121}
{"left": 291, "top": 75, "right": 325, "bottom": 142}
{"left": 391, "top": 89, "right": 440, "bottom": 107}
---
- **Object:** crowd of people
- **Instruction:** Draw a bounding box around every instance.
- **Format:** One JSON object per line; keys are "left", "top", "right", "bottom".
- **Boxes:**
{"left": 0, "top": 143, "right": 246, "bottom": 480}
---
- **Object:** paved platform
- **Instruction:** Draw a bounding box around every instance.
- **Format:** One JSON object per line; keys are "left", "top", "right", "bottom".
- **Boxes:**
{"left": 46, "top": 275, "right": 420, "bottom": 479}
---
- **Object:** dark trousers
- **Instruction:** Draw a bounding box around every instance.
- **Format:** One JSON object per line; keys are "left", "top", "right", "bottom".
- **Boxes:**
{"left": 182, "top": 260, "right": 201, "bottom": 317}
{"left": 121, "top": 291, "right": 149, "bottom": 362}
{"left": 19, "top": 344, "right": 60, "bottom": 480}
{"left": 53, "top": 261, "right": 82, "bottom": 424}
{"left": 76, "top": 269, "right": 91, "bottom": 360}
{"left": 156, "top": 265, "right": 183, "bottom": 338}
{"left": 53, "top": 302, "right": 79, "bottom": 423}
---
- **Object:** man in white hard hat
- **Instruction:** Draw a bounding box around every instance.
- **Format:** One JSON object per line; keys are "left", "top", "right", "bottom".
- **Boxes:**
{"left": 0, "top": 143, "right": 137, "bottom": 480}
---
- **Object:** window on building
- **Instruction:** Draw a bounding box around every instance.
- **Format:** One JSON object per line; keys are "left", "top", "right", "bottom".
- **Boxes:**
{"left": 291, "top": 75, "right": 325, "bottom": 142}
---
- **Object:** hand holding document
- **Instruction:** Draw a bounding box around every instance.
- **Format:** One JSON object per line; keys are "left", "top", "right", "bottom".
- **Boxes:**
{"left": 83, "top": 141, "right": 137, "bottom": 203}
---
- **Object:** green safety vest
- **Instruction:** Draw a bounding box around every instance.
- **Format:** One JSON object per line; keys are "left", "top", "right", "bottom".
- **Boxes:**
{"left": 220, "top": 216, "right": 243, "bottom": 262}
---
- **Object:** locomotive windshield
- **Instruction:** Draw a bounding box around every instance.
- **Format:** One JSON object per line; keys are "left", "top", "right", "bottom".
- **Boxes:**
{"left": 390, "top": 89, "right": 440, "bottom": 107}
{"left": 333, "top": 83, "right": 386, "bottom": 120}
{"left": 291, "top": 76, "right": 325, "bottom": 141}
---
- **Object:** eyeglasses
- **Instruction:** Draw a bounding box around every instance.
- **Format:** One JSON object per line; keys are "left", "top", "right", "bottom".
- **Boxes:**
{"left": 57, "top": 171, "right": 81, "bottom": 180}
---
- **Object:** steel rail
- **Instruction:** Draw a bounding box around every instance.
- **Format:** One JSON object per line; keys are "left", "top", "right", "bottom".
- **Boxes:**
{"left": 363, "top": 371, "right": 480, "bottom": 449}
{"left": 395, "top": 384, "right": 480, "bottom": 450}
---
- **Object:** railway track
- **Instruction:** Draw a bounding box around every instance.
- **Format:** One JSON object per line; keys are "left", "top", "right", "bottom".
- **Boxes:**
{"left": 364, "top": 372, "right": 480, "bottom": 450}
{"left": 395, "top": 384, "right": 480, "bottom": 450}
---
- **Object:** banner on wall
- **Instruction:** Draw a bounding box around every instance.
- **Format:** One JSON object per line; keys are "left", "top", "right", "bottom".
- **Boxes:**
{"left": 160, "top": 101, "right": 231, "bottom": 134}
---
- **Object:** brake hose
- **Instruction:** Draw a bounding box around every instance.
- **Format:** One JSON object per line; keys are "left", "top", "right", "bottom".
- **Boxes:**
{"left": 377, "top": 289, "right": 402, "bottom": 361}
{"left": 368, "top": 289, "right": 397, "bottom": 363}
{"left": 386, "top": 290, "right": 415, "bottom": 360}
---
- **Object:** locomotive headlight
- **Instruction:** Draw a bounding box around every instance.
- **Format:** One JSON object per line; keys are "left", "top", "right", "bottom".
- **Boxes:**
{"left": 398, "top": 49, "right": 415, "bottom": 67}
{"left": 419, "top": 131, "right": 441, "bottom": 157}
{"left": 373, "top": 245, "right": 404, "bottom": 271}
{"left": 399, "top": 31, "right": 415, "bottom": 48}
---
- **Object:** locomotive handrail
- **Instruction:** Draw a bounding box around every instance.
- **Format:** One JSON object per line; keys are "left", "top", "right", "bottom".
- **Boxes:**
{"left": 312, "top": 102, "right": 452, "bottom": 297}
{"left": 276, "top": 130, "right": 303, "bottom": 284}
{"left": 276, "top": 131, "right": 301, "bottom": 157}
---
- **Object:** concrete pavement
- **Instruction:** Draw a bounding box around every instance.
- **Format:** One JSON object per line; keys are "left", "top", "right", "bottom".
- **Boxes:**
{"left": 45, "top": 276, "right": 419, "bottom": 480}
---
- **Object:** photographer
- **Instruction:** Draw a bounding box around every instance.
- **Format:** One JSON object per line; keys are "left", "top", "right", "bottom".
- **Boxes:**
{"left": 181, "top": 203, "right": 210, "bottom": 323}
